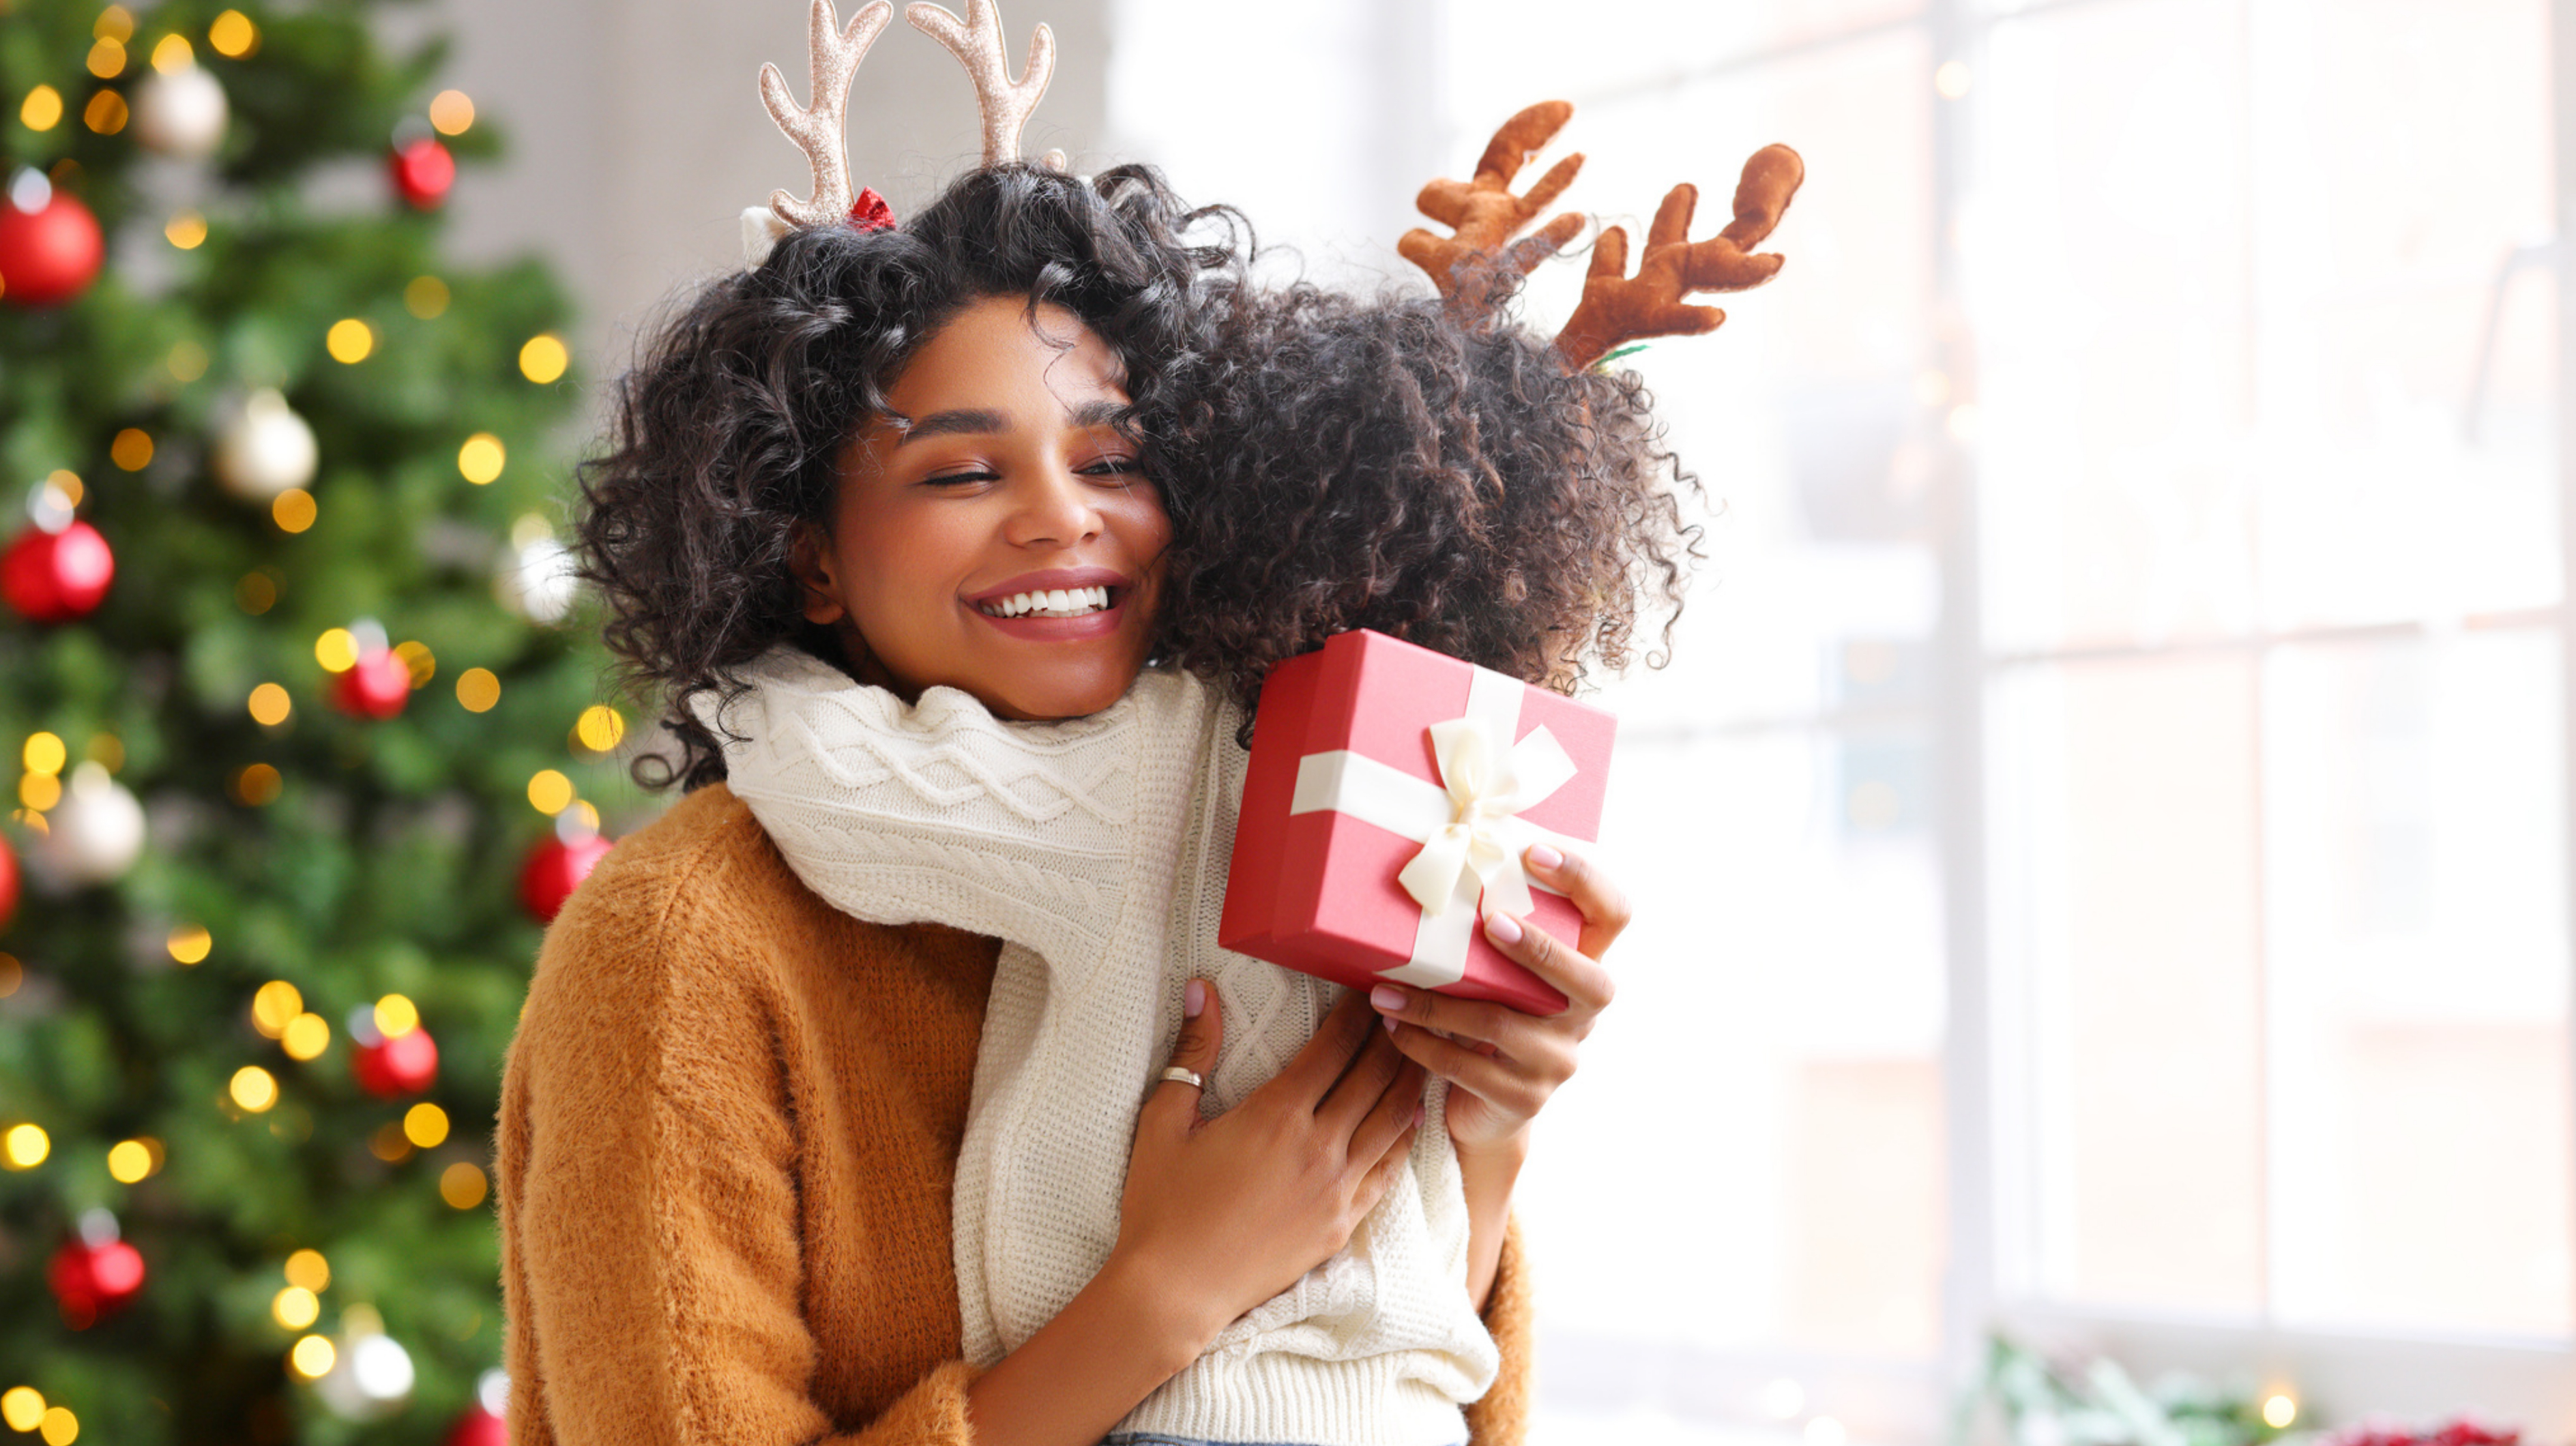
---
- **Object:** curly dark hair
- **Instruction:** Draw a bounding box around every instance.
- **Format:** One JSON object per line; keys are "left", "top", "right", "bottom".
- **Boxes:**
{"left": 576, "top": 160, "right": 1699, "bottom": 791}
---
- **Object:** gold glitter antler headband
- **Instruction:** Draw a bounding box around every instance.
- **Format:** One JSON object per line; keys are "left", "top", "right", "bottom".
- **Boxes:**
{"left": 760, "top": 0, "right": 894, "bottom": 228}
{"left": 905, "top": 0, "right": 1064, "bottom": 170}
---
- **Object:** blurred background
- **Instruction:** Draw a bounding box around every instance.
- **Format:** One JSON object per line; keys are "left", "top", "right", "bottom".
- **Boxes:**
{"left": 1, "top": 0, "right": 2566, "bottom": 1443}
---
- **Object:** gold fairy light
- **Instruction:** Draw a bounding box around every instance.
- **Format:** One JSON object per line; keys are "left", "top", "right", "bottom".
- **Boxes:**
{"left": 3, "top": 1124, "right": 50, "bottom": 1169}
{"left": 315, "top": 628, "right": 357, "bottom": 673}
{"left": 289, "top": 1336, "right": 334, "bottom": 1380}
{"left": 164, "top": 210, "right": 208, "bottom": 250}
{"left": 527, "top": 769, "right": 572, "bottom": 815}
{"left": 272, "top": 488, "right": 317, "bottom": 534}
{"left": 457, "top": 433, "right": 505, "bottom": 485}
{"left": 20, "top": 86, "right": 63, "bottom": 132}
{"left": 248, "top": 683, "right": 291, "bottom": 726}
{"left": 272, "top": 1286, "right": 319, "bottom": 1330}
{"left": 393, "top": 640, "right": 435, "bottom": 688}
{"left": 368, "top": 1121, "right": 413, "bottom": 1162}
{"left": 440, "top": 1162, "right": 490, "bottom": 1209}
{"left": 429, "top": 90, "right": 475, "bottom": 136}
{"left": 232, "top": 763, "right": 282, "bottom": 806}
{"left": 1, "top": 1389, "right": 42, "bottom": 1433}
{"left": 36, "top": 1406, "right": 74, "bottom": 1446}
{"left": 87, "top": 38, "right": 127, "bottom": 79}
{"left": 375, "top": 994, "right": 420, "bottom": 1038}
{"left": 151, "top": 34, "right": 195, "bottom": 72}
{"left": 404, "top": 275, "right": 450, "bottom": 319}
{"left": 252, "top": 982, "right": 304, "bottom": 1039}
{"left": 94, "top": 6, "right": 134, "bottom": 42}
{"left": 208, "top": 10, "right": 258, "bottom": 59}
{"left": 110, "top": 428, "right": 153, "bottom": 471}
{"left": 106, "top": 1138, "right": 155, "bottom": 1183}
{"left": 518, "top": 334, "right": 568, "bottom": 384}
{"left": 166, "top": 924, "right": 211, "bottom": 965}
{"left": 18, "top": 773, "right": 61, "bottom": 812}
{"left": 23, "top": 733, "right": 64, "bottom": 776}
{"left": 236, "top": 570, "right": 280, "bottom": 615}
{"left": 230, "top": 1065, "right": 279, "bottom": 1112}
{"left": 281, "top": 1013, "right": 330, "bottom": 1061}
{"left": 456, "top": 668, "right": 501, "bottom": 713}
{"left": 575, "top": 705, "right": 626, "bottom": 752}
{"left": 84, "top": 89, "right": 128, "bottom": 134}
{"left": 284, "top": 1248, "right": 330, "bottom": 1292}
{"left": 325, "top": 319, "right": 375, "bottom": 364}
{"left": 404, "top": 1102, "right": 449, "bottom": 1149}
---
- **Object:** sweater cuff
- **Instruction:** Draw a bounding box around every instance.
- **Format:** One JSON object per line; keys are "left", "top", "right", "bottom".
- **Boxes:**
{"left": 1465, "top": 1215, "right": 1534, "bottom": 1446}
{"left": 842, "top": 1361, "right": 983, "bottom": 1446}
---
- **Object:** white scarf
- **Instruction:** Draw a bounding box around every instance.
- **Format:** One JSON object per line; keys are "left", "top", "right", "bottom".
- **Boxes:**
{"left": 697, "top": 646, "right": 1499, "bottom": 1446}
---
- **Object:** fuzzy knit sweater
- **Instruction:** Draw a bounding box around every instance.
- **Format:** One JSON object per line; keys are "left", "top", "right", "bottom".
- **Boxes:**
{"left": 694, "top": 649, "right": 1499, "bottom": 1446}
{"left": 494, "top": 781, "right": 1537, "bottom": 1446}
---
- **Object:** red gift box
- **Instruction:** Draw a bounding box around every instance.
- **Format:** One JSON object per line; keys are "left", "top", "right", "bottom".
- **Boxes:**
{"left": 1220, "top": 630, "right": 1618, "bottom": 1015}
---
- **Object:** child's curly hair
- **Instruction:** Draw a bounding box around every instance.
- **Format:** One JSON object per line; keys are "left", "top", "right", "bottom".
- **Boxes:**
{"left": 576, "top": 160, "right": 1699, "bottom": 791}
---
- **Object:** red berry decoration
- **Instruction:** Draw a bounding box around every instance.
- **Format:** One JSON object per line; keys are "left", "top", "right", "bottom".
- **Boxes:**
{"left": 48, "top": 1235, "right": 145, "bottom": 1327}
{"left": 331, "top": 649, "right": 414, "bottom": 720}
{"left": 390, "top": 138, "right": 455, "bottom": 210}
{"left": 3, "top": 519, "right": 115, "bottom": 623}
{"left": 520, "top": 831, "right": 613, "bottom": 924}
{"left": 0, "top": 185, "right": 104, "bottom": 307}
{"left": 351, "top": 1020, "right": 439, "bottom": 1098}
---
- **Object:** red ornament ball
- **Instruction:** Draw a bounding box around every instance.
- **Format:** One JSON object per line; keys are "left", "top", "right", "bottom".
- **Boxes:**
{"left": 443, "top": 1403, "right": 508, "bottom": 1446}
{"left": 0, "top": 189, "right": 103, "bottom": 306}
{"left": 390, "top": 138, "right": 455, "bottom": 210}
{"left": 3, "top": 520, "right": 115, "bottom": 623}
{"left": 520, "top": 833, "right": 613, "bottom": 924}
{"left": 352, "top": 1022, "right": 439, "bottom": 1098}
{"left": 48, "top": 1236, "right": 145, "bottom": 1327}
{"left": 331, "top": 650, "right": 413, "bottom": 720}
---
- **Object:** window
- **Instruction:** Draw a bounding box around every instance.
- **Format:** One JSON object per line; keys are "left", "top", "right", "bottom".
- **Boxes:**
{"left": 1111, "top": 0, "right": 2569, "bottom": 1435}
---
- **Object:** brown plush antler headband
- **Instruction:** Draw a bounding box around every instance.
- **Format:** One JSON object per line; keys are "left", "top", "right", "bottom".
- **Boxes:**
{"left": 742, "top": 0, "right": 1062, "bottom": 264}
{"left": 1402, "top": 102, "right": 1806, "bottom": 372}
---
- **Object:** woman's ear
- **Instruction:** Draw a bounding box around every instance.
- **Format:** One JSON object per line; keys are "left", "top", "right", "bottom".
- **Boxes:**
{"left": 787, "top": 521, "right": 847, "bottom": 627}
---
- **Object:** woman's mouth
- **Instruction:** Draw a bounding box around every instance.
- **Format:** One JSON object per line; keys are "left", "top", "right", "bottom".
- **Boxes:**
{"left": 976, "top": 585, "right": 1113, "bottom": 619}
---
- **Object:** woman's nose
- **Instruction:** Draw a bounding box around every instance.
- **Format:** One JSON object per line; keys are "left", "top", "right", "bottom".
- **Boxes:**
{"left": 1004, "top": 464, "right": 1103, "bottom": 548}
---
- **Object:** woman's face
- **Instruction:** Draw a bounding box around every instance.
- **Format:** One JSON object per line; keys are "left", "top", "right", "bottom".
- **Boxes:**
{"left": 790, "top": 295, "right": 1170, "bottom": 722}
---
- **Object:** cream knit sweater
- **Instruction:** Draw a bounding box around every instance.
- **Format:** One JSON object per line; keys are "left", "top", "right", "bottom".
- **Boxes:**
{"left": 696, "top": 646, "right": 1498, "bottom": 1446}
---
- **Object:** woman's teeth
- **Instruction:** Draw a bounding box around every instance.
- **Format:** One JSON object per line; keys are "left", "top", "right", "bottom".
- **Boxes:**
{"left": 979, "top": 585, "right": 1113, "bottom": 619}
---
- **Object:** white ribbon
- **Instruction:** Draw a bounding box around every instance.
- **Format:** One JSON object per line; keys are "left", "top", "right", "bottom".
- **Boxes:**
{"left": 1287, "top": 666, "right": 1579, "bottom": 988}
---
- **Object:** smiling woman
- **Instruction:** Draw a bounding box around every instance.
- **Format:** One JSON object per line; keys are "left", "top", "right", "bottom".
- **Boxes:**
{"left": 787, "top": 295, "right": 1170, "bottom": 722}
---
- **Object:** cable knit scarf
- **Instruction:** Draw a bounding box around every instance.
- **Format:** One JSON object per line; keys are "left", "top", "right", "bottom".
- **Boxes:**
{"left": 695, "top": 646, "right": 1499, "bottom": 1446}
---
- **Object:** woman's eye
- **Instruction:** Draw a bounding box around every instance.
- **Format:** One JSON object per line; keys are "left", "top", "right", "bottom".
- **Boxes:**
{"left": 923, "top": 469, "right": 997, "bottom": 487}
{"left": 1081, "top": 456, "right": 1142, "bottom": 477}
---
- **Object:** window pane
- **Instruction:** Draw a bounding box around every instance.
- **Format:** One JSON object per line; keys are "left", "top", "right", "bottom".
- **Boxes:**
{"left": 1533, "top": 728, "right": 1944, "bottom": 1430}
{"left": 1446, "top": 0, "right": 1926, "bottom": 121}
{"left": 1973, "top": 0, "right": 2257, "bottom": 655}
{"left": 2247, "top": 0, "right": 2558, "bottom": 630}
{"left": 1991, "top": 655, "right": 2266, "bottom": 1314}
{"left": 2266, "top": 630, "right": 2572, "bottom": 1336}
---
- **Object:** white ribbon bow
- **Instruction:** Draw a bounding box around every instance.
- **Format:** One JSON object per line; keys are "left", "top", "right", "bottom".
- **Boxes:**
{"left": 1395, "top": 716, "right": 1578, "bottom": 919}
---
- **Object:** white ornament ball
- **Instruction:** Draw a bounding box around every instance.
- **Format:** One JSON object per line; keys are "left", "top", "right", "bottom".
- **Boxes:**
{"left": 314, "top": 1329, "right": 414, "bottom": 1422}
{"left": 133, "top": 65, "right": 229, "bottom": 160}
{"left": 497, "top": 536, "right": 580, "bottom": 623}
{"left": 30, "top": 763, "right": 145, "bottom": 889}
{"left": 214, "top": 389, "right": 318, "bottom": 501}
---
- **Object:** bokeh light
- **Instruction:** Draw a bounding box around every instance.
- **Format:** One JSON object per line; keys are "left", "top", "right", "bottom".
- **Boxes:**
{"left": 518, "top": 334, "right": 568, "bottom": 384}
{"left": 404, "top": 1102, "right": 449, "bottom": 1149}
{"left": 24, "top": 733, "right": 65, "bottom": 776}
{"left": 429, "top": 89, "right": 475, "bottom": 136}
{"left": 404, "top": 275, "right": 449, "bottom": 319}
{"left": 272, "top": 488, "right": 316, "bottom": 533}
{"left": 166, "top": 339, "right": 209, "bottom": 379}
{"left": 527, "top": 769, "right": 572, "bottom": 815}
{"left": 151, "top": 34, "right": 194, "bottom": 72}
{"left": 83, "top": 89, "right": 126, "bottom": 134}
{"left": 1, "top": 1389, "right": 42, "bottom": 1433}
{"left": 18, "top": 773, "right": 60, "bottom": 812}
{"left": 314, "top": 628, "right": 357, "bottom": 673}
{"left": 576, "top": 705, "right": 626, "bottom": 752}
{"left": 208, "top": 10, "right": 257, "bottom": 58}
{"left": 37, "top": 1405, "right": 74, "bottom": 1446}
{"left": 232, "top": 763, "right": 282, "bottom": 806}
{"left": 166, "top": 924, "right": 211, "bottom": 965}
{"left": 230, "top": 1065, "right": 278, "bottom": 1112}
{"left": 272, "top": 1286, "right": 319, "bottom": 1330}
{"left": 106, "top": 1138, "right": 154, "bottom": 1183}
{"left": 284, "top": 1248, "right": 330, "bottom": 1292}
{"left": 457, "top": 433, "right": 505, "bottom": 485}
{"left": 110, "top": 428, "right": 152, "bottom": 471}
{"left": 282, "top": 1012, "right": 330, "bottom": 1061}
{"left": 325, "top": 319, "right": 374, "bottom": 364}
{"left": 456, "top": 668, "right": 501, "bottom": 713}
{"left": 289, "top": 1335, "right": 334, "bottom": 1380}
{"left": 21, "top": 86, "right": 63, "bottom": 132}
{"left": 252, "top": 981, "right": 303, "bottom": 1038}
{"left": 248, "top": 683, "right": 291, "bottom": 726}
{"left": 375, "top": 994, "right": 420, "bottom": 1039}
{"left": 87, "top": 38, "right": 126, "bottom": 79}
{"left": 441, "top": 1162, "right": 490, "bottom": 1209}
{"left": 394, "top": 640, "right": 435, "bottom": 688}
{"left": 3, "top": 1124, "right": 50, "bottom": 1170}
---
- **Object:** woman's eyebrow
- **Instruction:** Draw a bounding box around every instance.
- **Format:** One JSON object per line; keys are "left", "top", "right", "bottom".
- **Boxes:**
{"left": 1066, "top": 399, "right": 1124, "bottom": 429}
{"left": 890, "top": 408, "right": 1008, "bottom": 445}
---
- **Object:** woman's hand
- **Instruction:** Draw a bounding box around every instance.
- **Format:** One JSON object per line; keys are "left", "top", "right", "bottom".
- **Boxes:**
{"left": 1366, "top": 842, "right": 1627, "bottom": 1153}
{"left": 1114, "top": 981, "right": 1428, "bottom": 1352}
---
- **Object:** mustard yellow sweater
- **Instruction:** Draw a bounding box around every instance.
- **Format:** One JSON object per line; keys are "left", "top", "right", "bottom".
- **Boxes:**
{"left": 495, "top": 782, "right": 1536, "bottom": 1445}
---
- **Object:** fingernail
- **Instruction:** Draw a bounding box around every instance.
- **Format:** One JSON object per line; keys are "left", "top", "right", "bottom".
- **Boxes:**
{"left": 1485, "top": 911, "right": 1523, "bottom": 945}
{"left": 1525, "top": 843, "right": 1564, "bottom": 870}
{"left": 1383, "top": 1013, "right": 1399, "bottom": 1035}
{"left": 1184, "top": 979, "right": 1206, "bottom": 1018}
{"left": 1370, "top": 984, "right": 1407, "bottom": 1014}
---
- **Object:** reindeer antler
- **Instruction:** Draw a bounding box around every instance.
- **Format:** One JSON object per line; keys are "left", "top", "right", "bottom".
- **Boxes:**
{"left": 907, "top": 0, "right": 1056, "bottom": 168}
{"left": 1555, "top": 143, "right": 1804, "bottom": 372}
{"left": 760, "top": 0, "right": 894, "bottom": 227}
{"left": 1399, "top": 101, "right": 1587, "bottom": 323}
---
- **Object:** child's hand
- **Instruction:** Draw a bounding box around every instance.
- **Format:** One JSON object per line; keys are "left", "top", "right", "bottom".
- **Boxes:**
{"left": 1366, "top": 844, "right": 1626, "bottom": 1155}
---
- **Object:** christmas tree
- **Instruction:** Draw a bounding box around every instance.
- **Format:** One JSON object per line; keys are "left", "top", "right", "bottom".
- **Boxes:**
{"left": 0, "top": 3, "right": 627, "bottom": 1442}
